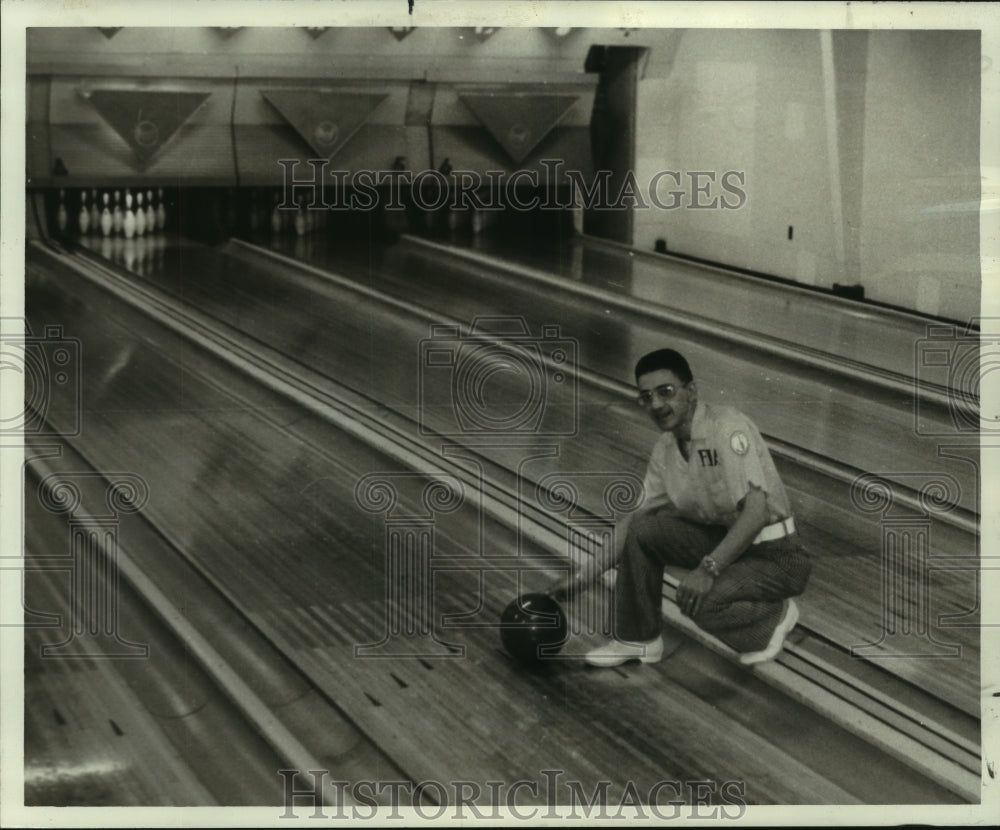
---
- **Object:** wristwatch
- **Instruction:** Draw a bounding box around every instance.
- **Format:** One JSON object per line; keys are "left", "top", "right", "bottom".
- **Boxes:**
{"left": 701, "top": 557, "right": 721, "bottom": 577}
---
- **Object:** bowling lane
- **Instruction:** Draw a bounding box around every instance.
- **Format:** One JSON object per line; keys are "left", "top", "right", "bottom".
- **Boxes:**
{"left": 24, "top": 428, "right": 411, "bottom": 805}
{"left": 244, "top": 232, "right": 975, "bottom": 517}
{"left": 454, "top": 223, "right": 947, "bottom": 384}
{"left": 23, "top": 483, "right": 289, "bottom": 806}
{"left": 57, "top": 237, "right": 980, "bottom": 715}
{"left": 75, "top": 231, "right": 975, "bottom": 521}
{"left": 24, "top": 248, "right": 967, "bottom": 805}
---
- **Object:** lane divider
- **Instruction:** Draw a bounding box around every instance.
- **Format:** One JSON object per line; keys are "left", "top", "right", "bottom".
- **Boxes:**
{"left": 28, "top": 452, "right": 356, "bottom": 809}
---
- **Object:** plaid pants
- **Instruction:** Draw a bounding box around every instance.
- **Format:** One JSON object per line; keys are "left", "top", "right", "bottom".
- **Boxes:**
{"left": 614, "top": 507, "right": 811, "bottom": 653}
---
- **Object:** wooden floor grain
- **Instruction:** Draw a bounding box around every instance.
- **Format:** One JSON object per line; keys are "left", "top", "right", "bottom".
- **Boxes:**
{"left": 67, "top": 234, "right": 979, "bottom": 714}
{"left": 25, "top": 239, "right": 976, "bottom": 805}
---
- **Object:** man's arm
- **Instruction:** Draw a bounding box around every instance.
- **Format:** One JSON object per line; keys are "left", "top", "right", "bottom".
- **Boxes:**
{"left": 674, "top": 486, "right": 770, "bottom": 617}
{"left": 548, "top": 494, "right": 671, "bottom": 601}
{"left": 705, "top": 486, "right": 770, "bottom": 569}
{"left": 548, "top": 513, "right": 632, "bottom": 601}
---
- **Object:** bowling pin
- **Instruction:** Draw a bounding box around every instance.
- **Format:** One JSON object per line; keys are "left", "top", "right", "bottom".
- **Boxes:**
{"left": 100, "top": 192, "right": 112, "bottom": 236}
{"left": 447, "top": 206, "right": 468, "bottom": 233}
{"left": 123, "top": 190, "right": 136, "bottom": 239}
{"left": 135, "top": 191, "right": 146, "bottom": 236}
{"left": 303, "top": 197, "right": 314, "bottom": 233}
{"left": 156, "top": 187, "right": 167, "bottom": 231}
{"left": 56, "top": 189, "right": 68, "bottom": 233}
{"left": 78, "top": 190, "right": 90, "bottom": 234}
{"left": 249, "top": 190, "right": 260, "bottom": 233}
{"left": 153, "top": 231, "right": 166, "bottom": 271}
{"left": 294, "top": 198, "right": 306, "bottom": 236}
{"left": 135, "top": 235, "right": 147, "bottom": 276}
{"left": 270, "top": 194, "right": 283, "bottom": 234}
{"left": 471, "top": 207, "right": 498, "bottom": 234}
{"left": 145, "top": 190, "right": 156, "bottom": 231}
{"left": 123, "top": 237, "right": 136, "bottom": 271}
{"left": 112, "top": 190, "right": 123, "bottom": 234}
{"left": 89, "top": 188, "right": 99, "bottom": 231}
{"left": 225, "top": 188, "right": 237, "bottom": 233}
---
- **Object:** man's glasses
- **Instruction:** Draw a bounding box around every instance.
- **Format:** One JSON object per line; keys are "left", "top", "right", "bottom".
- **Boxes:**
{"left": 636, "top": 383, "right": 686, "bottom": 407}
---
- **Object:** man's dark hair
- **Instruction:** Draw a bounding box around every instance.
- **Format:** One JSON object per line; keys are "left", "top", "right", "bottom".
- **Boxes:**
{"left": 634, "top": 349, "right": 693, "bottom": 384}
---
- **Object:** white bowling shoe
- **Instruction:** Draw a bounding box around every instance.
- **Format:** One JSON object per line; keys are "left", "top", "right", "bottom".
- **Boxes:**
{"left": 585, "top": 635, "right": 665, "bottom": 667}
{"left": 739, "top": 599, "right": 799, "bottom": 666}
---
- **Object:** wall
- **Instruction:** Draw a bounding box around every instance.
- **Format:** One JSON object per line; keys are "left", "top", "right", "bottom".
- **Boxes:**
{"left": 25, "top": 26, "right": 670, "bottom": 82}
{"left": 585, "top": 46, "right": 644, "bottom": 243}
{"left": 26, "top": 26, "right": 984, "bottom": 320}
{"left": 856, "top": 31, "right": 980, "bottom": 319}
{"left": 633, "top": 29, "right": 981, "bottom": 322}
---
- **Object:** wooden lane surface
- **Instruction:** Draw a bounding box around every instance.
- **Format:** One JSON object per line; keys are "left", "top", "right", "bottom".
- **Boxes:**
{"left": 778, "top": 459, "right": 980, "bottom": 716}
{"left": 255, "top": 587, "right": 961, "bottom": 805}
{"left": 23, "top": 432, "right": 412, "bottom": 800}
{"left": 34, "top": 244, "right": 980, "bottom": 719}
{"left": 245, "top": 233, "right": 976, "bottom": 513}
{"left": 25, "top": 255, "right": 968, "bottom": 804}
{"left": 22, "top": 487, "right": 293, "bottom": 807}
{"left": 22, "top": 553, "right": 213, "bottom": 806}
{"left": 76, "top": 232, "right": 976, "bottom": 519}
{"left": 57, "top": 239, "right": 980, "bottom": 716}
{"left": 447, "top": 228, "right": 948, "bottom": 386}
{"left": 23, "top": 649, "right": 214, "bottom": 807}
{"left": 232, "top": 238, "right": 982, "bottom": 715}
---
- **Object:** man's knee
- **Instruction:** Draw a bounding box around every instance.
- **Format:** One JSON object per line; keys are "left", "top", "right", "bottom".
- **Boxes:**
{"left": 690, "top": 592, "right": 727, "bottom": 627}
{"left": 790, "top": 559, "right": 811, "bottom": 596}
{"left": 625, "top": 509, "right": 664, "bottom": 555}
{"left": 783, "top": 550, "right": 812, "bottom": 597}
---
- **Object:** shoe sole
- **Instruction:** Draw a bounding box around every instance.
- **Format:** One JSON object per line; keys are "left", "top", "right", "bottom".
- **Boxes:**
{"left": 586, "top": 657, "right": 663, "bottom": 668}
{"left": 739, "top": 601, "right": 799, "bottom": 666}
{"left": 585, "top": 643, "right": 664, "bottom": 668}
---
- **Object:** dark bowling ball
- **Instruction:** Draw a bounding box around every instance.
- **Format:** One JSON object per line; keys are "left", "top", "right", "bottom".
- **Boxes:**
{"left": 499, "top": 593, "right": 568, "bottom": 665}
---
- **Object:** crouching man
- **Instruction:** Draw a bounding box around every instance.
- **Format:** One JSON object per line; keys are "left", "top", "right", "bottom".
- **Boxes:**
{"left": 556, "top": 348, "right": 811, "bottom": 667}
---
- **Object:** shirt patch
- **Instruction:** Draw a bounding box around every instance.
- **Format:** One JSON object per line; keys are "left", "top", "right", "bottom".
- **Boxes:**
{"left": 729, "top": 431, "right": 750, "bottom": 456}
{"left": 697, "top": 448, "right": 719, "bottom": 467}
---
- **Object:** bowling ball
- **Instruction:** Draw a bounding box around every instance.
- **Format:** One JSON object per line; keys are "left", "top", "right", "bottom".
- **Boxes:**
{"left": 499, "top": 593, "right": 568, "bottom": 665}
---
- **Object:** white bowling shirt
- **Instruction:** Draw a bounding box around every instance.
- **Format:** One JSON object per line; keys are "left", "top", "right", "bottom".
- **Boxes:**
{"left": 641, "top": 401, "right": 792, "bottom": 528}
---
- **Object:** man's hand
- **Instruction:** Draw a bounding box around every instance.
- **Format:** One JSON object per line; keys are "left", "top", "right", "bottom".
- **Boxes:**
{"left": 674, "top": 567, "right": 715, "bottom": 618}
{"left": 547, "top": 575, "right": 571, "bottom": 603}
{"left": 545, "top": 512, "right": 636, "bottom": 602}
{"left": 546, "top": 568, "right": 590, "bottom": 603}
